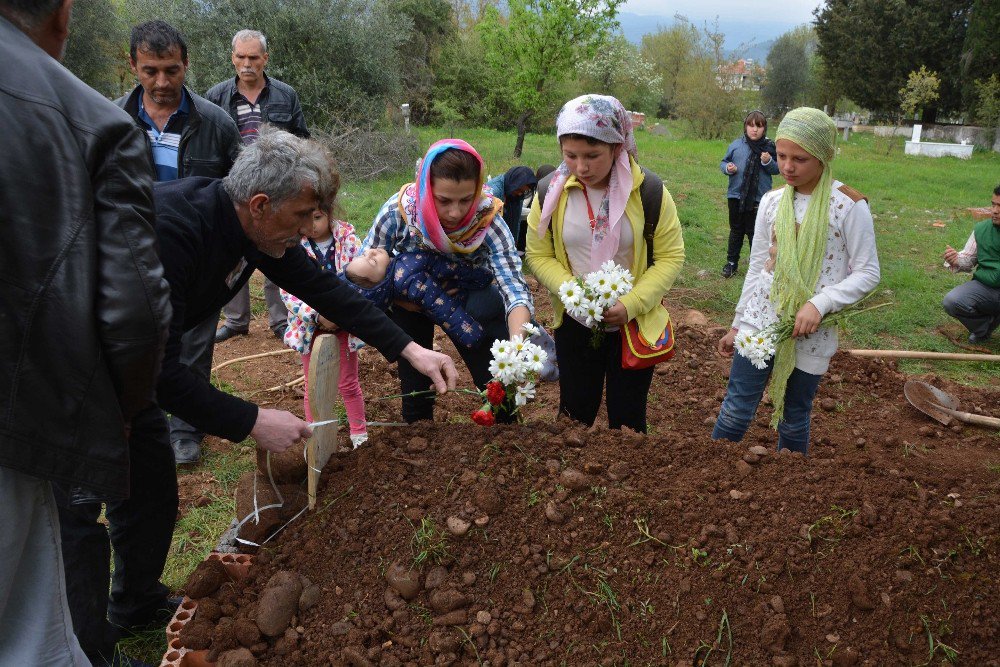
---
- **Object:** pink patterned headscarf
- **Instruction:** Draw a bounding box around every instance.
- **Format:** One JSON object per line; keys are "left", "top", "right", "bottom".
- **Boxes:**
{"left": 398, "top": 139, "right": 499, "bottom": 254}
{"left": 538, "top": 94, "right": 637, "bottom": 271}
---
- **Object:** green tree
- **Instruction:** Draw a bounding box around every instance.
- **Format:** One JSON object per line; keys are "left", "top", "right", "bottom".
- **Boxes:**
{"left": 430, "top": 28, "right": 499, "bottom": 127}
{"left": 477, "top": 0, "right": 622, "bottom": 157}
{"left": 383, "top": 0, "right": 455, "bottom": 122}
{"left": 672, "top": 21, "right": 741, "bottom": 139}
{"left": 814, "top": 0, "right": 973, "bottom": 121}
{"left": 961, "top": 0, "right": 1000, "bottom": 111}
{"left": 899, "top": 66, "right": 941, "bottom": 120}
{"left": 806, "top": 52, "right": 842, "bottom": 115}
{"left": 574, "top": 34, "right": 661, "bottom": 114}
{"left": 761, "top": 28, "right": 812, "bottom": 114}
{"left": 640, "top": 18, "right": 701, "bottom": 117}
{"left": 972, "top": 74, "right": 1000, "bottom": 144}
{"left": 62, "top": 0, "right": 128, "bottom": 97}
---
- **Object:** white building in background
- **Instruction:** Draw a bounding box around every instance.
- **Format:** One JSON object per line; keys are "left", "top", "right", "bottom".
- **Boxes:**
{"left": 717, "top": 59, "right": 763, "bottom": 91}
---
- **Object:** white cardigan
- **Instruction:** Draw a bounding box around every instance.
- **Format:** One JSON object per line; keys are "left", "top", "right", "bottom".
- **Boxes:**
{"left": 732, "top": 181, "right": 881, "bottom": 374}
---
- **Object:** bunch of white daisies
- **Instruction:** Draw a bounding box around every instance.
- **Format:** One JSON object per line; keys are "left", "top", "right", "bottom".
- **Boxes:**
{"left": 734, "top": 297, "right": 890, "bottom": 370}
{"left": 558, "top": 261, "right": 634, "bottom": 329}
{"left": 487, "top": 323, "right": 549, "bottom": 408}
{"left": 734, "top": 328, "right": 781, "bottom": 370}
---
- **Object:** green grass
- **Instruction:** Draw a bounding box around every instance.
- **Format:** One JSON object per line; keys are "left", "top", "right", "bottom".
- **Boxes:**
{"left": 339, "top": 123, "right": 1000, "bottom": 384}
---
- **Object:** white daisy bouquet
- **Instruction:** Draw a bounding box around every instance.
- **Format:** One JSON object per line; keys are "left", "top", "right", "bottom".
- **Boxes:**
{"left": 735, "top": 298, "right": 892, "bottom": 370}
{"left": 472, "top": 323, "right": 548, "bottom": 425}
{"left": 558, "top": 261, "right": 634, "bottom": 347}
{"left": 734, "top": 326, "right": 785, "bottom": 370}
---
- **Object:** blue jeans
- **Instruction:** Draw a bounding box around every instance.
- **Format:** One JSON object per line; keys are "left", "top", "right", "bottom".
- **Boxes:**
{"left": 712, "top": 351, "right": 822, "bottom": 454}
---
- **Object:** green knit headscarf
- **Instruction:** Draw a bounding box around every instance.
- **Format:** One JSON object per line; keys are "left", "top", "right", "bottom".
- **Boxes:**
{"left": 769, "top": 107, "right": 837, "bottom": 427}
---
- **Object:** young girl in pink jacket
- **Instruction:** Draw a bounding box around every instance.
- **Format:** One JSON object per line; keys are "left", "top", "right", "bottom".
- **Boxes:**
{"left": 281, "top": 208, "right": 368, "bottom": 447}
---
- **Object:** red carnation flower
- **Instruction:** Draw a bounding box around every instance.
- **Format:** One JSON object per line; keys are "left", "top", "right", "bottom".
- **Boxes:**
{"left": 471, "top": 409, "right": 495, "bottom": 426}
{"left": 485, "top": 381, "right": 506, "bottom": 406}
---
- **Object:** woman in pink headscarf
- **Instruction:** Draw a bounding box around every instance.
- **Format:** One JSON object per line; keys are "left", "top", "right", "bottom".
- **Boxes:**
{"left": 360, "top": 139, "right": 534, "bottom": 423}
{"left": 526, "top": 94, "right": 685, "bottom": 432}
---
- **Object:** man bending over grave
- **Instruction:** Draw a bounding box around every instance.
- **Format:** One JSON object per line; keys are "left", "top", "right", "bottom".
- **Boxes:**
{"left": 55, "top": 127, "right": 458, "bottom": 664}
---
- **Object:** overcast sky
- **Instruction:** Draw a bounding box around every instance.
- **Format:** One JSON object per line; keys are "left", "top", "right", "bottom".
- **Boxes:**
{"left": 621, "top": 0, "right": 822, "bottom": 24}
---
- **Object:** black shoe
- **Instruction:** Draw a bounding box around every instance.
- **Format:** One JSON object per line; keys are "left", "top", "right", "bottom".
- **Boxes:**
{"left": 110, "top": 596, "right": 183, "bottom": 634}
{"left": 271, "top": 324, "right": 287, "bottom": 340}
{"left": 968, "top": 332, "right": 990, "bottom": 344}
{"left": 171, "top": 438, "right": 202, "bottom": 464}
{"left": 721, "top": 262, "right": 738, "bottom": 278}
{"left": 214, "top": 325, "right": 248, "bottom": 343}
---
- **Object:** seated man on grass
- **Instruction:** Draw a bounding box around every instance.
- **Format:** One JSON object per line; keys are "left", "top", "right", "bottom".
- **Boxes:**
{"left": 942, "top": 184, "right": 1000, "bottom": 344}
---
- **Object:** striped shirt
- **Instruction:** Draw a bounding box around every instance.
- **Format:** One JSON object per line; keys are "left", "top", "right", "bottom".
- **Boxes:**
{"left": 360, "top": 193, "right": 533, "bottom": 317}
{"left": 137, "top": 89, "right": 189, "bottom": 181}
{"left": 234, "top": 88, "right": 264, "bottom": 145}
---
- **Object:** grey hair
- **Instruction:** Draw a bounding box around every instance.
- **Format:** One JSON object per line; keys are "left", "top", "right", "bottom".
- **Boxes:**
{"left": 223, "top": 127, "right": 337, "bottom": 210}
{"left": 0, "top": 0, "right": 64, "bottom": 29}
{"left": 232, "top": 29, "right": 267, "bottom": 52}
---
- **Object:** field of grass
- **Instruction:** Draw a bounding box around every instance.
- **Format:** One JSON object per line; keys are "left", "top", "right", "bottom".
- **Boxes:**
{"left": 338, "top": 122, "right": 1000, "bottom": 384}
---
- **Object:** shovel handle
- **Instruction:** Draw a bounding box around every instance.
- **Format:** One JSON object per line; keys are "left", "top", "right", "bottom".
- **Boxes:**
{"left": 933, "top": 404, "right": 1000, "bottom": 429}
{"left": 848, "top": 349, "right": 1000, "bottom": 362}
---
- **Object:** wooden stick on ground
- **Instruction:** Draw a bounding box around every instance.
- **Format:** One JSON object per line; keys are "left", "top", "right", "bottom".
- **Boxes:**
{"left": 244, "top": 375, "right": 305, "bottom": 399}
{"left": 847, "top": 349, "right": 1000, "bottom": 363}
{"left": 262, "top": 375, "right": 305, "bottom": 392}
{"left": 212, "top": 347, "right": 296, "bottom": 373}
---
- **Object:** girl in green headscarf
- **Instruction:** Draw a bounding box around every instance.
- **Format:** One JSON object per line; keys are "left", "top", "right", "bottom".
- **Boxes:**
{"left": 712, "top": 107, "right": 881, "bottom": 454}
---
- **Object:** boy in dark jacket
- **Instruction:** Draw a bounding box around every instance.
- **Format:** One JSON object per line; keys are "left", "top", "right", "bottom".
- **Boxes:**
{"left": 343, "top": 249, "right": 494, "bottom": 348}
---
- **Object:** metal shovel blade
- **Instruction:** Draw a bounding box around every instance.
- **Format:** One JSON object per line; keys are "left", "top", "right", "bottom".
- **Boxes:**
{"left": 903, "top": 380, "right": 962, "bottom": 426}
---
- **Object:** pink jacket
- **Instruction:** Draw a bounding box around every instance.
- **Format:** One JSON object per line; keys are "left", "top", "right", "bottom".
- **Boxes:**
{"left": 280, "top": 220, "right": 364, "bottom": 354}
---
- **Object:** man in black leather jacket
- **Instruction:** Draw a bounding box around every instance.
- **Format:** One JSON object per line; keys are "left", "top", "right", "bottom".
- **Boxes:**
{"left": 205, "top": 29, "right": 310, "bottom": 140}
{"left": 116, "top": 20, "right": 241, "bottom": 181}
{"left": 208, "top": 29, "right": 309, "bottom": 349}
{"left": 0, "top": 2, "right": 171, "bottom": 665}
{"left": 117, "top": 20, "right": 243, "bottom": 466}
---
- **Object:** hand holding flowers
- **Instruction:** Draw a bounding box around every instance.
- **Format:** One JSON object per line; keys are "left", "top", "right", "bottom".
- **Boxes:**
{"left": 733, "top": 299, "right": 890, "bottom": 369}
{"left": 469, "top": 333, "right": 548, "bottom": 425}
{"left": 558, "top": 261, "right": 634, "bottom": 346}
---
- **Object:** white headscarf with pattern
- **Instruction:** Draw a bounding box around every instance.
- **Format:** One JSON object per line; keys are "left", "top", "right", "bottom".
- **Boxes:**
{"left": 538, "top": 94, "right": 637, "bottom": 271}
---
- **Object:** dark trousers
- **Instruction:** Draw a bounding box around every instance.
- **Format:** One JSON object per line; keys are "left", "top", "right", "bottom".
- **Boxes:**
{"left": 516, "top": 219, "right": 528, "bottom": 253}
{"left": 726, "top": 198, "right": 757, "bottom": 265}
{"left": 390, "top": 287, "right": 509, "bottom": 423}
{"left": 942, "top": 278, "right": 1000, "bottom": 339}
{"left": 167, "top": 313, "right": 217, "bottom": 445}
{"left": 554, "top": 316, "right": 654, "bottom": 432}
{"left": 53, "top": 405, "right": 178, "bottom": 662}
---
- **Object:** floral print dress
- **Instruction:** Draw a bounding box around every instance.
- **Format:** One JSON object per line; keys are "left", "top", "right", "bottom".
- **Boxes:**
{"left": 281, "top": 220, "right": 365, "bottom": 354}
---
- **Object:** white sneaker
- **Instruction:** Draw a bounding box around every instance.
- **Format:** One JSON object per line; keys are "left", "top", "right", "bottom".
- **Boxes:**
{"left": 350, "top": 433, "right": 369, "bottom": 449}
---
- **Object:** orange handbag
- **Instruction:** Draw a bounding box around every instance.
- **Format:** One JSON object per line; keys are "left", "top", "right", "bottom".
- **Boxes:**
{"left": 621, "top": 316, "right": 675, "bottom": 370}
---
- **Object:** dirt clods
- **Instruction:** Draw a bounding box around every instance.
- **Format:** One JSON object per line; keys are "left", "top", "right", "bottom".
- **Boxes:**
{"left": 256, "top": 571, "right": 303, "bottom": 637}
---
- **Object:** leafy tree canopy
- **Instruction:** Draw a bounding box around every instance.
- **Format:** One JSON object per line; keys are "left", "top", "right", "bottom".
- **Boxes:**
{"left": 814, "top": 0, "right": 973, "bottom": 121}
{"left": 476, "top": 0, "right": 622, "bottom": 156}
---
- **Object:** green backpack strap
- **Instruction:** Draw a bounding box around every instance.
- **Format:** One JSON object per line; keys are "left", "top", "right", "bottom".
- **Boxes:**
{"left": 536, "top": 167, "right": 664, "bottom": 267}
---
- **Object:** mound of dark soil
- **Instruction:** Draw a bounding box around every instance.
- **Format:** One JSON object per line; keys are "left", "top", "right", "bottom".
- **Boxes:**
{"left": 186, "top": 321, "right": 1000, "bottom": 666}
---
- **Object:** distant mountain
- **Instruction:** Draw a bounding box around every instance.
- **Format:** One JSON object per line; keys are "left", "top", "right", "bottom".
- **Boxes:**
{"left": 617, "top": 11, "right": 803, "bottom": 60}
{"left": 743, "top": 39, "right": 776, "bottom": 63}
